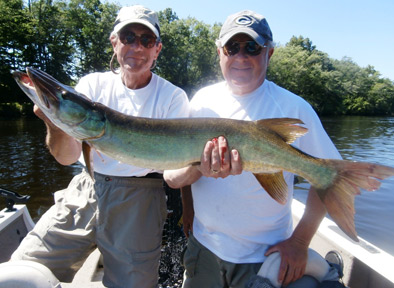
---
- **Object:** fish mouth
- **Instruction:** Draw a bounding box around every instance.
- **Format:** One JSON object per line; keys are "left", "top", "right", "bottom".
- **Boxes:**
{"left": 13, "top": 67, "right": 67, "bottom": 110}
{"left": 27, "top": 67, "right": 64, "bottom": 109}
{"left": 12, "top": 70, "right": 39, "bottom": 103}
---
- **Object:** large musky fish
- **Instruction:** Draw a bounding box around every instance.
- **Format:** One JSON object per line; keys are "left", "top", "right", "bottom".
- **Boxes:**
{"left": 13, "top": 67, "right": 394, "bottom": 241}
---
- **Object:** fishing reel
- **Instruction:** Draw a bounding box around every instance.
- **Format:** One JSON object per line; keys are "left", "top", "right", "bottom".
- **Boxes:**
{"left": 0, "top": 187, "right": 30, "bottom": 212}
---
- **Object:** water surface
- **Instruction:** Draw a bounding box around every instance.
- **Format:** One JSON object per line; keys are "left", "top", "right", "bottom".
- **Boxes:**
{"left": 294, "top": 116, "right": 394, "bottom": 255}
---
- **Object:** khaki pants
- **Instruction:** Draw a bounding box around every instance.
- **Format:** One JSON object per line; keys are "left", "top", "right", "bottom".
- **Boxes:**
{"left": 12, "top": 171, "right": 167, "bottom": 288}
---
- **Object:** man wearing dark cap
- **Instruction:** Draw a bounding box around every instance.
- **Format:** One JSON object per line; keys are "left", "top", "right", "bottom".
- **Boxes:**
{"left": 164, "top": 10, "right": 342, "bottom": 288}
{"left": 6, "top": 5, "right": 189, "bottom": 288}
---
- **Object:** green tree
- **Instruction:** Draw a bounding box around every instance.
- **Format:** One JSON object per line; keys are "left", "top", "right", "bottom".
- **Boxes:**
{"left": 268, "top": 36, "right": 344, "bottom": 115}
{"left": 27, "top": 0, "right": 74, "bottom": 82}
{"left": 287, "top": 35, "right": 316, "bottom": 52}
{"left": 368, "top": 79, "right": 394, "bottom": 115}
{"left": 66, "top": 0, "right": 119, "bottom": 77}
{"left": 156, "top": 8, "right": 221, "bottom": 96}
{"left": 268, "top": 36, "right": 394, "bottom": 116}
{"left": 332, "top": 58, "right": 394, "bottom": 115}
{"left": 0, "top": 0, "right": 35, "bottom": 103}
{"left": 2, "top": 3, "right": 393, "bottom": 116}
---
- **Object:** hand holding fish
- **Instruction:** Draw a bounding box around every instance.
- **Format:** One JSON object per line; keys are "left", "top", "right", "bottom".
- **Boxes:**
{"left": 164, "top": 137, "right": 242, "bottom": 187}
{"left": 199, "top": 136, "right": 242, "bottom": 179}
{"left": 34, "top": 105, "right": 82, "bottom": 166}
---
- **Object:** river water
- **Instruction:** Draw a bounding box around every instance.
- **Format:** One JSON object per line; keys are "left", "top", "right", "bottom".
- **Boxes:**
{"left": 1, "top": 117, "right": 393, "bottom": 255}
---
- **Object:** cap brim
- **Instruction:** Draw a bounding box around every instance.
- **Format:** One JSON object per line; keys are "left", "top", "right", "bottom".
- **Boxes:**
{"left": 219, "top": 28, "right": 267, "bottom": 47}
{"left": 113, "top": 19, "right": 159, "bottom": 38}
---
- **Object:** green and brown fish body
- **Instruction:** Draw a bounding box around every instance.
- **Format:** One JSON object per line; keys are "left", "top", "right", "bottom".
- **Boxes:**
{"left": 13, "top": 67, "right": 394, "bottom": 241}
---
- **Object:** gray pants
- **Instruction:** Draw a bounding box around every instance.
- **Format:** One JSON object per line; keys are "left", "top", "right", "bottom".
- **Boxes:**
{"left": 11, "top": 171, "right": 167, "bottom": 288}
{"left": 182, "top": 234, "right": 321, "bottom": 288}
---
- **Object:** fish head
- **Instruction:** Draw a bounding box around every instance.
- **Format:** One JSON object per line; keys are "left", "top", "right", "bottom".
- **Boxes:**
{"left": 13, "top": 68, "right": 105, "bottom": 140}
{"left": 13, "top": 68, "right": 68, "bottom": 111}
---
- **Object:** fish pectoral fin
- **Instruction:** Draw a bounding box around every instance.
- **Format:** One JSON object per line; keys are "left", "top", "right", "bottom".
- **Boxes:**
{"left": 253, "top": 172, "right": 288, "bottom": 204}
{"left": 255, "top": 118, "right": 308, "bottom": 144}
{"left": 82, "top": 141, "right": 94, "bottom": 180}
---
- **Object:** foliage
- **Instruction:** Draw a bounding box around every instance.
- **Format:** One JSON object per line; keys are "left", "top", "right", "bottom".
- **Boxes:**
{"left": 0, "top": 2, "right": 393, "bottom": 116}
{"left": 267, "top": 37, "right": 345, "bottom": 115}
{"left": 268, "top": 36, "right": 394, "bottom": 115}
{"left": 156, "top": 8, "right": 221, "bottom": 96}
{"left": 66, "top": 0, "right": 118, "bottom": 77}
{"left": 0, "top": 102, "right": 34, "bottom": 118}
{"left": 0, "top": 0, "right": 35, "bottom": 103}
{"left": 0, "top": 0, "right": 117, "bottom": 103}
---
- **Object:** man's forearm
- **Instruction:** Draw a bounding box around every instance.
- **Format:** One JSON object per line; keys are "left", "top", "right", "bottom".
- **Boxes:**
{"left": 292, "top": 187, "right": 326, "bottom": 246}
{"left": 163, "top": 166, "right": 202, "bottom": 188}
{"left": 45, "top": 123, "right": 82, "bottom": 166}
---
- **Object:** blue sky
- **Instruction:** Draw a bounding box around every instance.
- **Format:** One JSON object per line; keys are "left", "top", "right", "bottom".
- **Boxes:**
{"left": 113, "top": 0, "right": 394, "bottom": 81}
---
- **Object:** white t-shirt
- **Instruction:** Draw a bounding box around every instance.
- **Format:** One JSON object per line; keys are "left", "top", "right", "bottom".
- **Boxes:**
{"left": 75, "top": 71, "right": 190, "bottom": 176}
{"left": 190, "top": 80, "right": 341, "bottom": 263}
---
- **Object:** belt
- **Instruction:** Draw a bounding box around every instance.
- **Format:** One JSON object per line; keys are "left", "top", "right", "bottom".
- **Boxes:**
{"left": 135, "top": 172, "right": 163, "bottom": 179}
{"left": 93, "top": 172, "right": 163, "bottom": 182}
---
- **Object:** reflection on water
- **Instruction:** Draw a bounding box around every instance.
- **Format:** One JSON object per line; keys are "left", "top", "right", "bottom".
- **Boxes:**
{"left": 1, "top": 117, "right": 394, "bottom": 255}
{"left": 294, "top": 116, "right": 394, "bottom": 255}
{"left": 0, "top": 119, "right": 82, "bottom": 221}
{"left": 321, "top": 117, "right": 394, "bottom": 167}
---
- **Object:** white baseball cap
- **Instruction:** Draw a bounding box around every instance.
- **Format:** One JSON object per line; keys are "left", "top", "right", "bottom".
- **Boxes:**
{"left": 113, "top": 5, "right": 160, "bottom": 38}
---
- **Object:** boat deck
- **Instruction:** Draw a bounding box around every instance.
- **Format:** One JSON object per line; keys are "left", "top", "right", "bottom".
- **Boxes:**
{"left": 292, "top": 200, "right": 394, "bottom": 288}
{"left": 2, "top": 202, "right": 394, "bottom": 288}
{"left": 61, "top": 248, "right": 104, "bottom": 288}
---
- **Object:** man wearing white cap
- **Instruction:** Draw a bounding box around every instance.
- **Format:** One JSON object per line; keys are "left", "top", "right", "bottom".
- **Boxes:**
{"left": 5, "top": 5, "right": 189, "bottom": 288}
{"left": 164, "top": 9, "right": 343, "bottom": 288}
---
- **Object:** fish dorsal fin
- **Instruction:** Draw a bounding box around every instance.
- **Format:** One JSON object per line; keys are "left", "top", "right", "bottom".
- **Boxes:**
{"left": 255, "top": 118, "right": 308, "bottom": 144}
{"left": 253, "top": 172, "right": 288, "bottom": 205}
{"left": 82, "top": 141, "right": 94, "bottom": 180}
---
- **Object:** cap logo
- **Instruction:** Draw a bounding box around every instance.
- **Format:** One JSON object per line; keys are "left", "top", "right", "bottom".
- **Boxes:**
{"left": 235, "top": 16, "right": 253, "bottom": 26}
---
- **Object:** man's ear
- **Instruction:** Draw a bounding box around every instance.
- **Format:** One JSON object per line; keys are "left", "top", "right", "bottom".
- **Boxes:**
{"left": 155, "top": 42, "right": 163, "bottom": 56}
{"left": 268, "top": 47, "right": 274, "bottom": 59}
{"left": 110, "top": 34, "right": 118, "bottom": 51}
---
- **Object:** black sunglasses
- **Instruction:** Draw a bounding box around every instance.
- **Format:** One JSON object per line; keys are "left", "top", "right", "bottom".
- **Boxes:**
{"left": 223, "top": 40, "right": 267, "bottom": 57}
{"left": 119, "top": 30, "right": 159, "bottom": 49}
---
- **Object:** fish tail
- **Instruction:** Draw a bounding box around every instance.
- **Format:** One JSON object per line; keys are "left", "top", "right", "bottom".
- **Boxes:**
{"left": 315, "top": 159, "right": 394, "bottom": 241}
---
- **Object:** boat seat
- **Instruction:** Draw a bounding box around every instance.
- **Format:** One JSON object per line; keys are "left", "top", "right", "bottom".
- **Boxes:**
{"left": 0, "top": 260, "right": 61, "bottom": 288}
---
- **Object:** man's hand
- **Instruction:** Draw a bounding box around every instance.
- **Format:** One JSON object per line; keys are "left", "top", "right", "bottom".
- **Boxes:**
{"left": 33, "top": 105, "right": 62, "bottom": 132}
{"left": 181, "top": 186, "right": 194, "bottom": 238}
{"left": 264, "top": 236, "right": 309, "bottom": 286}
{"left": 33, "top": 105, "right": 82, "bottom": 165}
{"left": 198, "top": 136, "right": 242, "bottom": 178}
{"left": 163, "top": 136, "right": 242, "bottom": 188}
{"left": 34, "top": 104, "right": 49, "bottom": 122}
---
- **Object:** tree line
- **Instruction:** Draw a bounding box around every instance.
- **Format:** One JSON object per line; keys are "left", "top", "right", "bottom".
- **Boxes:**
{"left": 1, "top": 0, "right": 393, "bottom": 116}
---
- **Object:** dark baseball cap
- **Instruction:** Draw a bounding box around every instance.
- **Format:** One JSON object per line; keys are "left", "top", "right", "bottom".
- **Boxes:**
{"left": 216, "top": 10, "right": 273, "bottom": 47}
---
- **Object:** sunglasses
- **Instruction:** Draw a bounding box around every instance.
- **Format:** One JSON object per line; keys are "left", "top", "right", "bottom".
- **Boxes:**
{"left": 223, "top": 40, "right": 267, "bottom": 57}
{"left": 119, "top": 30, "right": 159, "bottom": 49}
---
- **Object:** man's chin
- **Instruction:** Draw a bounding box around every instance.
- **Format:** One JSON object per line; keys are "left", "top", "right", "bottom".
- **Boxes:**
{"left": 227, "top": 78, "right": 264, "bottom": 95}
